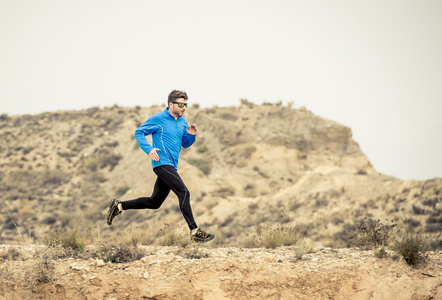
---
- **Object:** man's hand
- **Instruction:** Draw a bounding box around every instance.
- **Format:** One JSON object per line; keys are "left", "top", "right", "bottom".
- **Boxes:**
{"left": 188, "top": 124, "right": 197, "bottom": 135}
{"left": 149, "top": 148, "right": 161, "bottom": 161}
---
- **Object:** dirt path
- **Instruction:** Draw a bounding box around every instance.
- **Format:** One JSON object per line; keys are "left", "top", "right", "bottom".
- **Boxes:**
{"left": 1, "top": 245, "right": 441, "bottom": 299}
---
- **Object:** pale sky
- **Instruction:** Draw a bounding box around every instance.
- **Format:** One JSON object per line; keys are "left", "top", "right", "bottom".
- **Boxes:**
{"left": 1, "top": 0, "right": 441, "bottom": 181}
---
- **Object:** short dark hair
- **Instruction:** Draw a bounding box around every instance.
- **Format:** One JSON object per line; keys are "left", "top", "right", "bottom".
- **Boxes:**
{"left": 168, "top": 90, "right": 188, "bottom": 104}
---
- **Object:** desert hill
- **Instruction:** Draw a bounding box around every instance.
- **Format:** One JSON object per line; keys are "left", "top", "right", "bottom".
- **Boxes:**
{"left": 0, "top": 102, "right": 441, "bottom": 247}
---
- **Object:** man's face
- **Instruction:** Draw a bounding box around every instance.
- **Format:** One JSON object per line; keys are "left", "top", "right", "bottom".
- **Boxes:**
{"left": 169, "top": 98, "right": 188, "bottom": 118}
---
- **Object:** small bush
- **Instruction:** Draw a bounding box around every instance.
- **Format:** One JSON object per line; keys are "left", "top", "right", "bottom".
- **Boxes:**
{"left": 374, "top": 247, "right": 388, "bottom": 258}
{"left": 220, "top": 214, "right": 236, "bottom": 228}
{"left": 158, "top": 230, "right": 190, "bottom": 247}
{"left": 58, "top": 151, "right": 76, "bottom": 158}
{"left": 392, "top": 224, "right": 435, "bottom": 267}
{"left": 116, "top": 185, "right": 130, "bottom": 197}
{"left": 40, "top": 170, "right": 71, "bottom": 188}
{"left": 219, "top": 112, "right": 238, "bottom": 121}
{"left": 196, "top": 144, "right": 209, "bottom": 153}
{"left": 412, "top": 204, "right": 432, "bottom": 215}
{"left": 255, "top": 223, "right": 303, "bottom": 249}
{"left": 244, "top": 184, "right": 257, "bottom": 198}
{"left": 42, "top": 225, "right": 89, "bottom": 252}
{"left": 85, "top": 171, "right": 107, "bottom": 183}
{"left": 22, "top": 146, "right": 35, "bottom": 155}
{"left": 84, "top": 158, "right": 100, "bottom": 172}
{"left": 42, "top": 216, "right": 57, "bottom": 225}
{"left": 0, "top": 247, "right": 21, "bottom": 260}
{"left": 188, "top": 158, "right": 212, "bottom": 175}
{"left": 26, "top": 248, "right": 57, "bottom": 286}
{"left": 294, "top": 242, "right": 314, "bottom": 259}
{"left": 339, "top": 218, "right": 396, "bottom": 249}
{"left": 243, "top": 144, "right": 257, "bottom": 158}
{"left": 213, "top": 186, "right": 235, "bottom": 198}
{"left": 100, "top": 153, "right": 122, "bottom": 171}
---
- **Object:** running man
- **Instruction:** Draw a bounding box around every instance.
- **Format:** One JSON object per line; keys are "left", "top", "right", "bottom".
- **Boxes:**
{"left": 106, "top": 90, "right": 214, "bottom": 243}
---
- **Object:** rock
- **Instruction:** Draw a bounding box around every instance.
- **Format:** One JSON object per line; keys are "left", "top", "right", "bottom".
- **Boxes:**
{"left": 96, "top": 259, "right": 105, "bottom": 267}
{"left": 218, "top": 276, "right": 232, "bottom": 281}
{"left": 21, "top": 252, "right": 33, "bottom": 261}
{"left": 70, "top": 263, "right": 90, "bottom": 272}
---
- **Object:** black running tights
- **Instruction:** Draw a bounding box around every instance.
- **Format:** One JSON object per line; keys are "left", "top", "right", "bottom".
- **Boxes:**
{"left": 121, "top": 165, "right": 198, "bottom": 230}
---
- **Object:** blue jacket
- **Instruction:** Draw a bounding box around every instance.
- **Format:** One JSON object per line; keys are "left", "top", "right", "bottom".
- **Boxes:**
{"left": 134, "top": 108, "right": 196, "bottom": 169}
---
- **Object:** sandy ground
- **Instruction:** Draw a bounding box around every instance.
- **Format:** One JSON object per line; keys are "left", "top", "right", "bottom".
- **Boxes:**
{"left": 1, "top": 245, "right": 441, "bottom": 300}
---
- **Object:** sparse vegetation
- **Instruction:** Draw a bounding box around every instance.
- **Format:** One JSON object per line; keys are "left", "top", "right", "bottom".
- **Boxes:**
{"left": 213, "top": 186, "right": 235, "bottom": 198}
{"left": 41, "top": 225, "right": 89, "bottom": 253}
{"left": 0, "top": 247, "right": 21, "bottom": 260}
{"left": 196, "top": 144, "right": 209, "bottom": 153}
{"left": 26, "top": 248, "right": 56, "bottom": 286}
{"left": 392, "top": 223, "right": 436, "bottom": 267}
{"left": 242, "top": 144, "right": 257, "bottom": 158}
{"left": 243, "top": 183, "right": 257, "bottom": 198}
{"left": 255, "top": 223, "right": 308, "bottom": 250}
{"left": 339, "top": 218, "right": 397, "bottom": 249}
{"left": 84, "top": 158, "right": 100, "bottom": 171}
{"left": 116, "top": 185, "right": 131, "bottom": 197}
{"left": 374, "top": 247, "right": 388, "bottom": 258}
{"left": 188, "top": 158, "right": 212, "bottom": 175}
{"left": 157, "top": 229, "right": 190, "bottom": 247}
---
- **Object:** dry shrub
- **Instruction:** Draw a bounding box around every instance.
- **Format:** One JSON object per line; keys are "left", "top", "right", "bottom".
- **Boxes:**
{"left": 41, "top": 225, "right": 89, "bottom": 253}
{"left": 242, "top": 144, "right": 257, "bottom": 158}
{"left": 374, "top": 248, "right": 389, "bottom": 258}
{"left": 244, "top": 184, "right": 257, "bottom": 198}
{"left": 125, "top": 230, "right": 153, "bottom": 246}
{"left": 83, "top": 158, "right": 100, "bottom": 171}
{"left": 0, "top": 247, "right": 21, "bottom": 260}
{"left": 213, "top": 186, "right": 235, "bottom": 198}
{"left": 116, "top": 185, "right": 131, "bottom": 197}
{"left": 25, "top": 248, "right": 57, "bottom": 286}
{"left": 188, "top": 158, "right": 212, "bottom": 175}
{"left": 392, "top": 224, "right": 437, "bottom": 267}
{"left": 255, "top": 223, "right": 305, "bottom": 249}
{"left": 196, "top": 144, "right": 209, "bottom": 153}
{"left": 157, "top": 227, "right": 190, "bottom": 247}
{"left": 339, "top": 218, "right": 396, "bottom": 249}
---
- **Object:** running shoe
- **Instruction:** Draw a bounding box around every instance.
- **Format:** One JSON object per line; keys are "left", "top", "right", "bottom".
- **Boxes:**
{"left": 191, "top": 228, "right": 215, "bottom": 243}
{"left": 106, "top": 198, "right": 121, "bottom": 225}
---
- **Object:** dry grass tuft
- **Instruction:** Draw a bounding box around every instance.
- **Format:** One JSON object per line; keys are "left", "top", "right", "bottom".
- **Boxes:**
{"left": 25, "top": 248, "right": 57, "bottom": 286}
{"left": 41, "top": 225, "right": 89, "bottom": 253}
{"left": 339, "top": 218, "right": 397, "bottom": 249}
{"left": 255, "top": 223, "right": 311, "bottom": 252}
{"left": 392, "top": 223, "right": 437, "bottom": 267}
{"left": 157, "top": 224, "right": 190, "bottom": 247}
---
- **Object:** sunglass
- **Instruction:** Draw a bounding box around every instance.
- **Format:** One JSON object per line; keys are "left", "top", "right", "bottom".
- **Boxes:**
{"left": 172, "top": 102, "right": 188, "bottom": 108}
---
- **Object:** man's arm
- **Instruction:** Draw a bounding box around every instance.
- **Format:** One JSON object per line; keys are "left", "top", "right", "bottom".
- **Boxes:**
{"left": 182, "top": 124, "right": 197, "bottom": 148}
{"left": 134, "top": 116, "right": 160, "bottom": 155}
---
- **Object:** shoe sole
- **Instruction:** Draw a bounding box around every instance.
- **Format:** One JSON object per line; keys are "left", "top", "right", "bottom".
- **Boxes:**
{"left": 107, "top": 198, "right": 119, "bottom": 225}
